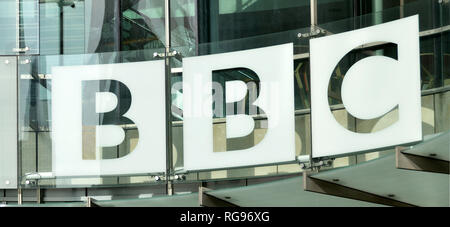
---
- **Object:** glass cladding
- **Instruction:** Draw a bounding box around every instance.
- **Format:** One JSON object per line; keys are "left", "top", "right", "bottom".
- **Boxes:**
{"left": 0, "top": 0, "right": 17, "bottom": 54}
{"left": 0, "top": 0, "right": 448, "bottom": 190}
{"left": 197, "top": 0, "right": 311, "bottom": 42}
{"left": 18, "top": 49, "right": 166, "bottom": 188}
{"left": 0, "top": 0, "right": 39, "bottom": 55}
{"left": 39, "top": 0, "right": 165, "bottom": 55}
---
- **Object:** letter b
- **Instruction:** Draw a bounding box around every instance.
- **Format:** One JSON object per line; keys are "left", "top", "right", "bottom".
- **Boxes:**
{"left": 81, "top": 80, "right": 139, "bottom": 159}
{"left": 183, "top": 43, "right": 296, "bottom": 171}
{"left": 52, "top": 60, "right": 167, "bottom": 176}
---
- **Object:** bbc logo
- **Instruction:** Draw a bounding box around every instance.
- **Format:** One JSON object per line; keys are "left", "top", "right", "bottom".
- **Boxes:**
{"left": 51, "top": 16, "right": 422, "bottom": 177}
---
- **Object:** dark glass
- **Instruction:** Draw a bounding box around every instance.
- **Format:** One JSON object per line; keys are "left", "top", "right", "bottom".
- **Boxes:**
{"left": 197, "top": 0, "right": 310, "bottom": 43}
{"left": 293, "top": 59, "right": 310, "bottom": 110}
{"left": 442, "top": 32, "right": 449, "bottom": 87}
{"left": 420, "top": 35, "right": 442, "bottom": 89}
{"left": 39, "top": 0, "right": 165, "bottom": 55}
{"left": 317, "top": 0, "right": 354, "bottom": 24}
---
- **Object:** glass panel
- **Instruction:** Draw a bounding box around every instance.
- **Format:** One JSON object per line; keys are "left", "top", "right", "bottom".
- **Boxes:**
{"left": 20, "top": 0, "right": 39, "bottom": 54}
{"left": 170, "top": 0, "right": 311, "bottom": 58}
{"left": 318, "top": 0, "right": 445, "bottom": 34}
{"left": 317, "top": 0, "right": 354, "bottom": 24}
{"left": 0, "top": 0, "right": 39, "bottom": 55}
{"left": 420, "top": 33, "right": 447, "bottom": 90}
{"left": 0, "top": 57, "right": 18, "bottom": 189}
{"left": 403, "top": 0, "right": 441, "bottom": 31}
{"left": 18, "top": 48, "right": 167, "bottom": 189}
{"left": 39, "top": 0, "right": 165, "bottom": 55}
{"left": 121, "top": 0, "right": 166, "bottom": 50}
{"left": 170, "top": 41, "right": 302, "bottom": 183}
{"left": 196, "top": 0, "right": 310, "bottom": 43}
{"left": 443, "top": 32, "right": 450, "bottom": 87}
{"left": 0, "top": 0, "right": 17, "bottom": 54}
{"left": 4, "top": 0, "right": 447, "bottom": 191}
{"left": 171, "top": 1, "right": 447, "bottom": 180}
{"left": 443, "top": 0, "right": 450, "bottom": 27}
{"left": 434, "top": 91, "right": 450, "bottom": 133}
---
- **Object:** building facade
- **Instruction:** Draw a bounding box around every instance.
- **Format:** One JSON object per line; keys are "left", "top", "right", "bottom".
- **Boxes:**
{"left": 0, "top": 0, "right": 449, "bottom": 206}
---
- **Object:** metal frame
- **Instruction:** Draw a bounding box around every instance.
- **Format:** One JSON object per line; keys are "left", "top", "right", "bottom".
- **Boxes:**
{"left": 310, "top": 0, "right": 317, "bottom": 28}
{"left": 395, "top": 147, "right": 450, "bottom": 174}
{"left": 164, "top": 0, "right": 174, "bottom": 196}
{"left": 86, "top": 197, "right": 100, "bottom": 207}
{"left": 303, "top": 172, "right": 417, "bottom": 207}
{"left": 198, "top": 184, "right": 238, "bottom": 207}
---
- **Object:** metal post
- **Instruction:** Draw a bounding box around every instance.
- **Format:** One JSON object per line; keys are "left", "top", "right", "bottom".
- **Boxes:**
{"left": 400, "top": 0, "right": 404, "bottom": 18}
{"left": 58, "top": 1, "right": 64, "bottom": 54}
{"left": 86, "top": 197, "right": 100, "bottom": 207}
{"left": 308, "top": 0, "right": 317, "bottom": 169}
{"left": 164, "top": 0, "right": 173, "bottom": 196}
{"left": 373, "top": 0, "right": 384, "bottom": 57}
{"left": 310, "top": 0, "right": 317, "bottom": 28}
{"left": 36, "top": 185, "right": 42, "bottom": 204}
{"left": 372, "top": 0, "right": 383, "bottom": 24}
{"left": 17, "top": 188, "right": 22, "bottom": 205}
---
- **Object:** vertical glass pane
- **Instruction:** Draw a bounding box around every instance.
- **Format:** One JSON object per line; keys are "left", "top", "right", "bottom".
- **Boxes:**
{"left": 39, "top": 0, "right": 166, "bottom": 55}
{"left": 443, "top": 0, "right": 450, "bottom": 27}
{"left": 0, "top": 0, "right": 39, "bottom": 55}
{"left": 0, "top": 0, "right": 17, "bottom": 55}
{"left": 20, "top": 0, "right": 39, "bottom": 54}
{"left": 40, "top": 0, "right": 85, "bottom": 55}
{"left": 120, "top": 0, "right": 165, "bottom": 50}
{"left": 420, "top": 34, "right": 445, "bottom": 89}
{"left": 18, "top": 49, "right": 167, "bottom": 188}
{"left": 171, "top": 0, "right": 311, "bottom": 58}
{"left": 294, "top": 59, "right": 310, "bottom": 110}
{"left": 443, "top": 32, "right": 449, "bottom": 87}
{"left": 403, "top": 0, "right": 439, "bottom": 31}
{"left": 0, "top": 57, "right": 18, "bottom": 189}
{"left": 317, "top": 0, "right": 354, "bottom": 24}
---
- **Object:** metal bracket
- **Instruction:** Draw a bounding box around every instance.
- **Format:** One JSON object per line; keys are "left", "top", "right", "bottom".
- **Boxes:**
{"left": 297, "top": 26, "right": 327, "bottom": 39}
{"left": 153, "top": 175, "right": 165, "bottom": 182}
{"left": 299, "top": 158, "right": 334, "bottom": 171}
{"left": 199, "top": 185, "right": 239, "bottom": 207}
{"left": 36, "top": 185, "right": 43, "bottom": 204}
{"left": 153, "top": 51, "right": 179, "bottom": 59}
{"left": 20, "top": 59, "right": 31, "bottom": 65}
{"left": 395, "top": 147, "right": 449, "bottom": 174}
{"left": 86, "top": 197, "right": 100, "bottom": 207}
{"left": 303, "top": 172, "right": 417, "bottom": 207}
{"left": 12, "top": 47, "right": 30, "bottom": 53}
{"left": 25, "top": 172, "right": 54, "bottom": 180}
{"left": 17, "top": 188, "right": 22, "bottom": 205}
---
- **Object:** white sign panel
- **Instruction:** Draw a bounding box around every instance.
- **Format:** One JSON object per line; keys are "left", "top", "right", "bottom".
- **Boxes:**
{"left": 183, "top": 43, "right": 296, "bottom": 171}
{"left": 310, "top": 15, "right": 422, "bottom": 158}
{"left": 52, "top": 61, "right": 167, "bottom": 176}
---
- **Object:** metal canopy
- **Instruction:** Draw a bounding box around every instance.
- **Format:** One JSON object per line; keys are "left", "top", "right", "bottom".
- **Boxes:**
{"left": 96, "top": 193, "right": 200, "bottom": 207}
{"left": 1, "top": 202, "right": 86, "bottom": 207}
{"left": 402, "top": 131, "right": 450, "bottom": 161}
{"left": 310, "top": 154, "right": 450, "bottom": 207}
{"left": 206, "top": 176, "right": 385, "bottom": 207}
